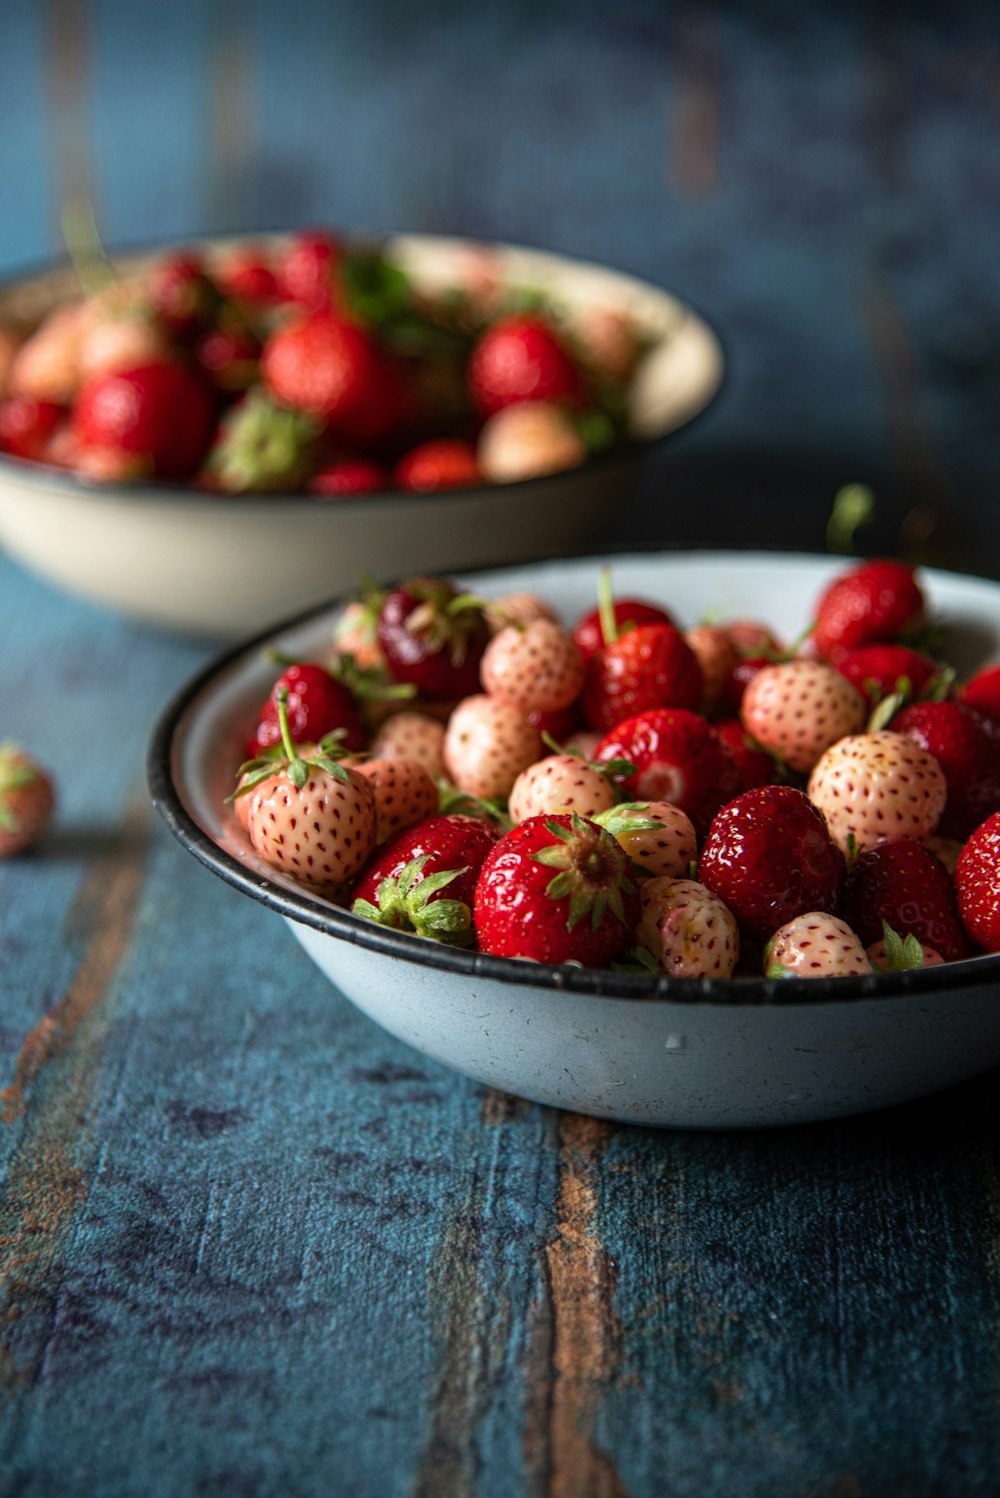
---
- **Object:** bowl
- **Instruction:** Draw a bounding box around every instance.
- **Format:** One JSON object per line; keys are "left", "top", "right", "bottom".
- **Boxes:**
{"left": 0, "top": 235, "right": 724, "bottom": 637}
{"left": 147, "top": 549, "right": 1000, "bottom": 1129}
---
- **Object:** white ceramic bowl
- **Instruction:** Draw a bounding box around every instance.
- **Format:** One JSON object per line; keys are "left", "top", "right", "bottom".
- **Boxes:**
{"left": 147, "top": 550, "right": 1000, "bottom": 1129}
{"left": 0, "top": 235, "right": 723, "bottom": 637}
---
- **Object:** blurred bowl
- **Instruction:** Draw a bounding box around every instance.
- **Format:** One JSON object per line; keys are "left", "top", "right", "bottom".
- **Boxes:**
{"left": 0, "top": 235, "right": 724, "bottom": 637}
{"left": 148, "top": 549, "right": 1000, "bottom": 1129}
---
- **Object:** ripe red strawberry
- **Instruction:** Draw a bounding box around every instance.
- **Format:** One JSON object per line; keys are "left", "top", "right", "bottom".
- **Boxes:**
{"left": 353, "top": 757, "right": 441, "bottom": 846}
{"left": 955, "top": 810, "right": 1000, "bottom": 952}
{"left": 843, "top": 838, "right": 968, "bottom": 962}
{"left": 813, "top": 558, "right": 925, "bottom": 660}
{"left": 72, "top": 361, "right": 215, "bottom": 480}
{"left": 508, "top": 753, "right": 615, "bottom": 824}
{"left": 833, "top": 643, "right": 939, "bottom": 707}
{"left": 481, "top": 619, "right": 585, "bottom": 715}
{"left": 146, "top": 251, "right": 220, "bottom": 339}
{"left": 713, "top": 718, "right": 781, "bottom": 791}
{"left": 765, "top": 914, "right": 871, "bottom": 978}
{"left": 0, "top": 742, "right": 55, "bottom": 856}
{"left": 635, "top": 876, "right": 740, "bottom": 978}
{"left": 376, "top": 577, "right": 489, "bottom": 699}
{"left": 215, "top": 245, "right": 280, "bottom": 305}
{"left": 308, "top": 457, "right": 387, "bottom": 497}
{"left": 474, "top": 812, "right": 638, "bottom": 966}
{"left": 278, "top": 229, "right": 344, "bottom": 310}
{"left": 443, "top": 695, "right": 542, "bottom": 801}
{"left": 890, "top": 699, "right": 1000, "bottom": 839}
{"left": 582, "top": 623, "right": 703, "bottom": 732}
{"left": 0, "top": 397, "right": 63, "bottom": 461}
{"left": 595, "top": 709, "right": 739, "bottom": 835}
{"left": 253, "top": 662, "right": 366, "bottom": 755}
{"left": 351, "top": 813, "right": 499, "bottom": 944}
{"left": 194, "top": 321, "right": 260, "bottom": 391}
{"left": 740, "top": 660, "right": 866, "bottom": 774}
{"left": 572, "top": 598, "right": 675, "bottom": 661}
{"left": 596, "top": 800, "right": 698, "bottom": 881}
{"left": 807, "top": 731, "right": 947, "bottom": 853}
{"left": 698, "top": 786, "right": 845, "bottom": 942}
{"left": 722, "top": 654, "right": 772, "bottom": 714}
{"left": 261, "top": 312, "right": 394, "bottom": 438}
{"left": 960, "top": 663, "right": 1000, "bottom": 725}
{"left": 394, "top": 438, "right": 481, "bottom": 491}
{"left": 467, "top": 314, "right": 584, "bottom": 416}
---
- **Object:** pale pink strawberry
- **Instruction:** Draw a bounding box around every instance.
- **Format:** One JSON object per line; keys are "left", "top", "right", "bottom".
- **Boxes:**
{"left": 635, "top": 877, "right": 740, "bottom": 978}
{"left": 565, "top": 729, "right": 602, "bottom": 760}
{"left": 354, "top": 757, "right": 439, "bottom": 845}
{"left": 369, "top": 712, "right": 446, "bottom": 777}
{"left": 443, "top": 695, "right": 543, "bottom": 800}
{"left": 807, "top": 731, "right": 947, "bottom": 853}
{"left": 8, "top": 301, "right": 87, "bottom": 403}
{"left": 596, "top": 800, "right": 698, "bottom": 880}
{"left": 480, "top": 619, "right": 585, "bottom": 714}
{"left": 484, "top": 592, "right": 559, "bottom": 636}
{"left": 508, "top": 754, "right": 615, "bottom": 824}
{"left": 684, "top": 625, "right": 739, "bottom": 719}
{"left": 724, "top": 620, "right": 783, "bottom": 657}
{"left": 866, "top": 934, "right": 945, "bottom": 969}
{"left": 247, "top": 762, "right": 377, "bottom": 892}
{"left": 924, "top": 834, "right": 964, "bottom": 876}
{"left": 332, "top": 600, "right": 385, "bottom": 672}
{"left": 765, "top": 914, "right": 872, "bottom": 978}
{"left": 741, "top": 660, "right": 866, "bottom": 773}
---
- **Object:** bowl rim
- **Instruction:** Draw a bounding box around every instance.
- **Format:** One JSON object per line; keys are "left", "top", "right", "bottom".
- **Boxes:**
{"left": 146, "top": 543, "right": 1000, "bottom": 1009}
{"left": 0, "top": 229, "right": 727, "bottom": 510}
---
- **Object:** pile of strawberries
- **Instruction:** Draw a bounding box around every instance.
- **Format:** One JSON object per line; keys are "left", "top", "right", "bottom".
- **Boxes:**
{"left": 0, "top": 230, "right": 640, "bottom": 495}
{"left": 226, "top": 556, "right": 1000, "bottom": 980}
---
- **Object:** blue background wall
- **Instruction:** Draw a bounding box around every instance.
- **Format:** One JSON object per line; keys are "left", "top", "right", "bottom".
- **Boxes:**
{"left": 3, "top": 0, "right": 999, "bottom": 571}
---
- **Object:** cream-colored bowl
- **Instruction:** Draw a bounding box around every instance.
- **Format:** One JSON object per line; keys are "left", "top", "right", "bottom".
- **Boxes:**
{"left": 0, "top": 235, "right": 724, "bottom": 637}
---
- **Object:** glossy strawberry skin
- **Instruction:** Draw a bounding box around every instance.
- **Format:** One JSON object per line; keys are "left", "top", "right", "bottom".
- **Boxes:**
{"left": 955, "top": 810, "right": 1000, "bottom": 952}
{"left": 582, "top": 624, "right": 703, "bottom": 732}
{"left": 595, "top": 708, "right": 740, "bottom": 835}
{"left": 72, "top": 361, "right": 215, "bottom": 479}
{"left": 891, "top": 699, "right": 1000, "bottom": 840}
{"left": 813, "top": 559, "right": 924, "bottom": 660}
{"left": 253, "top": 663, "right": 366, "bottom": 754}
{"left": 216, "top": 247, "right": 280, "bottom": 305}
{"left": 843, "top": 838, "right": 968, "bottom": 962}
{"left": 713, "top": 718, "right": 781, "bottom": 791}
{"left": 377, "top": 578, "right": 489, "bottom": 699}
{"left": 0, "top": 397, "right": 63, "bottom": 461}
{"left": 261, "top": 313, "right": 387, "bottom": 434}
{"left": 394, "top": 439, "right": 481, "bottom": 491}
{"left": 467, "top": 315, "right": 584, "bottom": 416}
{"left": 698, "top": 786, "right": 845, "bottom": 943}
{"left": 572, "top": 599, "right": 676, "bottom": 661}
{"left": 351, "top": 813, "right": 498, "bottom": 912}
{"left": 307, "top": 458, "right": 387, "bottom": 497}
{"left": 834, "top": 643, "right": 938, "bottom": 706}
{"left": 961, "top": 663, "right": 1000, "bottom": 725}
{"left": 278, "top": 230, "right": 344, "bottom": 310}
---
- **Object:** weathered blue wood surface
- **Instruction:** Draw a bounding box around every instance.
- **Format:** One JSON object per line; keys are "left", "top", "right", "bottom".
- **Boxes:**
{"left": 3, "top": 4, "right": 1000, "bottom": 1495}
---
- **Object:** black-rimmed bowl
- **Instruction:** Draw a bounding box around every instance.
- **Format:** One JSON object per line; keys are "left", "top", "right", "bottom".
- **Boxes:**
{"left": 0, "top": 234, "right": 724, "bottom": 637}
{"left": 148, "top": 549, "right": 1000, "bottom": 1127}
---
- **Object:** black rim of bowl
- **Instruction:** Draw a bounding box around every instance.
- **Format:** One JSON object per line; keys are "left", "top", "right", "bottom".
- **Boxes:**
{"left": 146, "top": 545, "right": 1000, "bottom": 1009}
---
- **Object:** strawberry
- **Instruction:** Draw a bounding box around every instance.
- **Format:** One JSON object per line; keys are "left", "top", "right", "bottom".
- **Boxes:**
{"left": 308, "top": 458, "right": 387, "bottom": 497}
{"left": 740, "top": 660, "right": 866, "bottom": 774}
{"left": 806, "top": 731, "right": 947, "bottom": 853}
{"left": 394, "top": 438, "right": 481, "bottom": 491}
{"left": 813, "top": 558, "right": 925, "bottom": 660}
{"left": 635, "top": 876, "right": 740, "bottom": 978}
{"left": 713, "top": 718, "right": 781, "bottom": 791}
{"left": 833, "top": 643, "right": 939, "bottom": 707}
{"left": 354, "top": 757, "right": 440, "bottom": 845}
{"left": 572, "top": 597, "right": 675, "bottom": 662}
{"left": 764, "top": 914, "right": 871, "bottom": 979}
{"left": 843, "top": 838, "right": 968, "bottom": 962}
{"left": 278, "top": 229, "right": 344, "bottom": 310}
{"left": 597, "top": 801, "right": 698, "bottom": 880}
{"left": 72, "top": 360, "right": 214, "bottom": 480}
{"left": 684, "top": 625, "right": 740, "bottom": 718}
{"left": 253, "top": 662, "right": 366, "bottom": 755}
{"left": 476, "top": 402, "right": 587, "bottom": 482}
{"left": 698, "top": 786, "right": 845, "bottom": 943}
{"left": 206, "top": 390, "right": 318, "bottom": 492}
{"left": 867, "top": 926, "right": 945, "bottom": 970}
{"left": 955, "top": 810, "right": 1000, "bottom": 952}
{"left": 485, "top": 592, "right": 559, "bottom": 635}
{"left": 722, "top": 654, "right": 772, "bottom": 715}
{"left": 443, "top": 695, "right": 542, "bottom": 801}
{"left": 595, "top": 709, "right": 739, "bottom": 835}
{"left": 146, "top": 251, "right": 220, "bottom": 339}
{"left": 9, "top": 301, "right": 86, "bottom": 404}
{"left": 724, "top": 620, "right": 784, "bottom": 658}
{"left": 960, "top": 663, "right": 1000, "bottom": 725}
{"left": 261, "top": 312, "right": 396, "bottom": 440}
{"left": 215, "top": 245, "right": 280, "bottom": 305}
{"left": 582, "top": 624, "right": 703, "bottom": 732}
{"left": 508, "top": 754, "right": 616, "bottom": 825}
{"left": 0, "top": 397, "right": 63, "bottom": 461}
{"left": 467, "top": 314, "right": 584, "bottom": 417}
{"left": 891, "top": 699, "right": 1000, "bottom": 839}
{"left": 369, "top": 712, "right": 446, "bottom": 777}
{"left": 376, "top": 577, "right": 489, "bottom": 699}
{"left": 474, "top": 812, "right": 638, "bottom": 966}
{"left": 351, "top": 813, "right": 498, "bottom": 944}
{"left": 481, "top": 619, "right": 585, "bottom": 715}
{"left": 194, "top": 321, "right": 261, "bottom": 392}
{"left": 0, "top": 743, "right": 55, "bottom": 856}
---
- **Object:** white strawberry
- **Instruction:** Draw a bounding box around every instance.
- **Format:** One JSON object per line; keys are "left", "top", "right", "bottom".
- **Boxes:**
{"left": 807, "top": 730, "right": 947, "bottom": 852}
{"left": 765, "top": 913, "right": 872, "bottom": 978}
{"left": 354, "top": 757, "right": 439, "bottom": 845}
{"left": 8, "top": 300, "right": 87, "bottom": 403}
{"left": 596, "top": 800, "right": 698, "bottom": 880}
{"left": 369, "top": 712, "right": 446, "bottom": 777}
{"left": 484, "top": 592, "right": 559, "bottom": 636}
{"left": 332, "top": 599, "right": 385, "bottom": 672}
{"left": 741, "top": 660, "right": 866, "bottom": 773}
{"left": 480, "top": 618, "right": 585, "bottom": 715}
{"left": 443, "top": 695, "right": 542, "bottom": 800}
{"left": 684, "top": 625, "right": 738, "bottom": 718}
{"left": 635, "top": 876, "right": 740, "bottom": 979}
{"left": 508, "top": 754, "right": 615, "bottom": 825}
{"left": 477, "top": 401, "right": 587, "bottom": 483}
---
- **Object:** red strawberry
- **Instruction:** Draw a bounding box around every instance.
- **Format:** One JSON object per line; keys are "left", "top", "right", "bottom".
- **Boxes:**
{"left": 960, "top": 663, "right": 1000, "bottom": 725}
{"left": 481, "top": 619, "right": 585, "bottom": 715}
{"left": 713, "top": 718, "right": 781, "bottom": 790}
{"left": 572, "top": 598, "right": 675, "bottom": 661}
{"left": 72, "top": 361, "right": 214, "bottom": 480}
{"left": 394, "top": 438, "right": 481, "bottom": 491}
{"left": 278, "top": 229, "right": 344, "bottom": 310}
{"left": 253, "top": 662, "right": 366, "bottom": 755}
{"left": 843, "top": 838, "right": 968, "bottom": 962}
{"left": 813, "top": 558, "right": 925, "bottom": 660}
{"left": 0, "top": 742, "right": 55, "bottom": 856}
{"left": 0, "top": 397, "right": 63, "bottom": 461}
{"left": 377, "top": 577, "right": 489, "bottom": 699}
{"left": 351, "top": 812, "right": 498, "bottom": 943}
{"left": 308, "top": 458, "right": 387, "bottom": 497}
{"left": 722, "top": 654, "right": 772, "bottom": 714}
{"left": 146, "top": 251, "right": 220, "bottom": 339}
{"left": 698, "top": 785, "right": 845, "bottom": 943}
{"left": 834, "top": 643, "right": 939, "bottom": 707}
{"left": 474, "top": 812, "right": 638, "bottom": 966}
{"left": 594, "top": 708, "right": 740, "bottom": 835}
{"left": 765, "top": 914, "right": 871, "bottom": 978}
{"left": 955, "top": 810, "right": 1000, "bottom": 952}
{"left": 215, "top": 246, "right": 280, "bottom": 305}
{"left": 807, "top": 731, "right": 947, "bottom": 853}
{"left": 635, "top": 876, "right": 740, "bottom": 978}
{"left": 891, "top": 699, "right": 1000, "bottom": 839}
{"left": 468, "top": 314, "right": 584, "bottom": 416}
{"left": 582, "top": 624, "right": 703, "bottom": 732}
{"left": 740, "top": 660, "right": 866, "bottom": 774}
{"left": 353, "top": 757, "right": 440, "bottom": 846}
{"left": 443, "top": 695, "right": 542, "bottom": 801}
{"left": 194, "top": 321, "right": 260, "bottom": 392}
{"left": 261, "top": 312, "right": 394, "bottom": 439}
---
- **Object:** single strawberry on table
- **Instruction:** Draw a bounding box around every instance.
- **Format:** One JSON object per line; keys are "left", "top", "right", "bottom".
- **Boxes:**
{"left": 0, "top": 742, "right": 55, "bottom": 857}
{"left": 351, "top": 812, "right": 499, "bottom": 944}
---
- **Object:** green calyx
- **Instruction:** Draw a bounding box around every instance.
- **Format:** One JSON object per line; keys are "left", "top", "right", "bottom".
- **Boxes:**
{"left": 870, "top": 921, "right": 928, "bottom": 972}
{"left": 228, "top": 688, "right": 351, "bottom": 802}
{"left": 593, "top": 802, "right": 662, "bottom": 840}
{"left": 435, "top": 778, "right": 512, "bottom": 831}
{"left": 532, "top": 813, "right": 634, "bottom": 933}
{"left": 208, "top": 390, "right": 319, "bottom": 493}
{"left": 351, "top": 853, "right": 473, "bottom": 945}
{"left": 826, "top": 483, "right": 875, "bottom": 554}
{"left": 404, "top": 581, "right": 486, "bottom": 667}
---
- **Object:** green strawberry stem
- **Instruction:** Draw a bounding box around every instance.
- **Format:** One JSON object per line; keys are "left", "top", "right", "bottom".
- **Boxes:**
{"left": 826, "top": 483, "right": 875, "bottom": 554}
{"left": 597, "top": 566, "right": 618, "bottom": 647}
